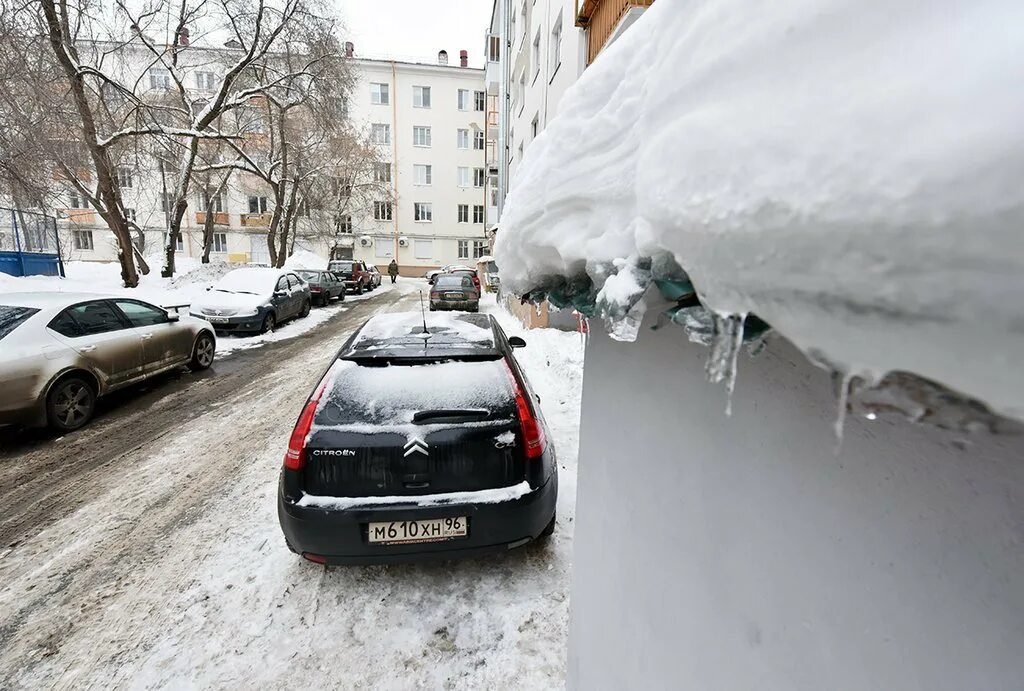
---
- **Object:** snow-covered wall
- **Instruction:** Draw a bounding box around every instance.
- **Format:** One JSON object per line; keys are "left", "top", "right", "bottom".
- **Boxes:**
{"left": 494, "top": 0, "right": 1024, "bottom": 421}
{"left": 568, "top": 309, "right": 1024, "bottom": 690}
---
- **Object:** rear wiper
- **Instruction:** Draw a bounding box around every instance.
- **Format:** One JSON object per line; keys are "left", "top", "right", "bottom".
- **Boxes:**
{"left": 413, "top": 409, "right": 490, "bottom": 423}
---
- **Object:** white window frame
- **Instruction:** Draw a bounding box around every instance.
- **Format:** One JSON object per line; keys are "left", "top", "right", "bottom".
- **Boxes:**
{"left": 414, "top": 202, "right": 433, "bottom": 222}
{"left": 457, "top": 129, "right": 470, "bottom": 149}
{"left": 116, "top": 167, "right": 133, "bottom": 189}
{"left": 68, "top": 191, "right": 88, "bottom": 209}
{"left": 550, "top": 11, "right": 563, "bottom": 75}
{"left": 457, "top": 167, "right": 471, "bottom": 188}
{"left": 473, "top": 204, "right": 485, "bottom": 224}
{"left": 488, "top": 35, "right": 501, "bottom": 62}
{"left": 457, "top": 89, "right": 471, "bottom": 111}
{"left": 457, "top": 239, "right": 470, "bottom": 259}
{"left": 474, "top": 90, "right": 486, "bottom": 112}
{"left": 371, "top": 123, "right": 391, "bottom": 145}
{"left": 413, "top": 164, "right": 432, "bottom": 186}
{"left": 374, "top": 201, "right": 393, "bottom": 221}
{"left": 413, "top": 85, "right": 431, "bottom": 108}
{"left": 337, "top": 214, "right": 352, "bottom": 233}
{"left": 414, "top": 238, "right": 433, "bottom": 259}
{"left": 149, "top": 67, "right": 171, "bottom": 90}
{"left": 474, "top": 130, "right": 485, "bottom": 150}
{"left": 124, "top": 207, "right": 136, "bottom": 221}
{"left": 370, "top": 82, "right": 389, "bottom": 105}
{"left": 473, "top": 168, "right": 485, "bottom": 188}
{"left": 72, "top": 229, "right": 94, "bottom": 250}
{"left": 413, "top": 126, "right": 432, "bottom": 147}
{"left": 457, "top": 204, "right": 469, "bottom": 223}
{"left": 212, "top": 232, "right": 228, "bottom": 253}
{"left": 473, "top": 240, "right": 488, "bottom": 259}
{"left": 533, "top": 29, "right": 541, "bottom": 83}
{"left": 195, "top": 71, "right": 217, "bottom": 91}
{"left": 374, "top": 162, "right": 392, "bottom": 183}
{"left": 248, "top": 196, "right": 269, "bottom": 214}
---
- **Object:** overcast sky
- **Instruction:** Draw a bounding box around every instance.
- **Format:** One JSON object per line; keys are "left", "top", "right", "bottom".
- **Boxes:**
{"left": 336, "top": 0, "right": 493, "bottom": 68}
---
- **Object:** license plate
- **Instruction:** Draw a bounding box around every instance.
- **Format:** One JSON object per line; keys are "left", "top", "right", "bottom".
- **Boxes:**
{"left": 206, "top": 316, "right": 228, "bottom": 324}
{"left": 367, "top": 517, "right": 468, "bottom": 545}
{"left": 444, "top": 292, "right": 463, "bottom": 299}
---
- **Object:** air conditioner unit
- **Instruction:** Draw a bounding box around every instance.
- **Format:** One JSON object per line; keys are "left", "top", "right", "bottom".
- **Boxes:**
{"left": 359, "top": 235, "right": 372, "bottom": 247}
{"left": 398, "top": 236, "right": 409, "bottom": 247}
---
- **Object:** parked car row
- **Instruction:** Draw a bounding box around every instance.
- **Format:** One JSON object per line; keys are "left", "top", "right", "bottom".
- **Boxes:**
{"left": 327, "top": 260, "right": 383, "bottom": 294}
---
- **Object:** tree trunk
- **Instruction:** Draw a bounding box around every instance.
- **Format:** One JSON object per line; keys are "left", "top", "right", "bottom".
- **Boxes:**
{"left": 39, "top": 0, "right": 139, "bottom": 287}
{"left": 201, "top": 198, "right": 217, "bottom": 264}
{"left": 278, "top": 182, "right": 300, "bottom": 267}
{"left": 162, "top": 140, "right": 201, "bottom": 277}
{"left": 266, "top": 197, "right": 284, "bottom": 268}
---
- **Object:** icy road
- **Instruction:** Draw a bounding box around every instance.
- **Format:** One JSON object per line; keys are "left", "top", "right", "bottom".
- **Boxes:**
{"left": 0, "top": 281, "right": 582, "bottom": 689}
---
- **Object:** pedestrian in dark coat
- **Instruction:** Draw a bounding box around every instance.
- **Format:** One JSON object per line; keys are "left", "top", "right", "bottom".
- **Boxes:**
{"left": 388, "top": 259, "right": 399, "bottom": 283}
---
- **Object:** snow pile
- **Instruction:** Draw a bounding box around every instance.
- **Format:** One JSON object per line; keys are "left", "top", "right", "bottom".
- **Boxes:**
{"left": 297, "top": 481, "right": 533, "bottom": 510}
{"left": 495, "top": 0, "right": 1024, "bottom": 420}
{"left": 283, "top": 249, "right": 328, "bottom": 270}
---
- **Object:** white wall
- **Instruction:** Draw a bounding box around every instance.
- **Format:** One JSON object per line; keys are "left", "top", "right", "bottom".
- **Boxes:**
{"left": 568, "top": 301, "right": 1024, "bottom": 690}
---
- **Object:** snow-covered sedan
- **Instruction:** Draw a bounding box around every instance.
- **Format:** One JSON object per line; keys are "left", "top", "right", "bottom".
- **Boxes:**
{"left": 277, "top": 312, "right": 557, "bottom": 565}
{"left": 190, "top": 267, "right": 311, "bottom": 334}
{"left": 0, "top": 293, "right": 216, "bottom": 432}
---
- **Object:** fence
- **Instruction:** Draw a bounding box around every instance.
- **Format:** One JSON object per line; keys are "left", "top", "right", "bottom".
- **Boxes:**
{"left": 0, "top": 207, "right": 65, "bottom": 278}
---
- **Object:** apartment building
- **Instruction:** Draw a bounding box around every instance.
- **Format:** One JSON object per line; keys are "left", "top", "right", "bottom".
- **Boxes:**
{"left": 344, "top": 52, "right": 489, "bottom": 276}
{"left": 49, "top": 43, "right": 487, "bottom": 275}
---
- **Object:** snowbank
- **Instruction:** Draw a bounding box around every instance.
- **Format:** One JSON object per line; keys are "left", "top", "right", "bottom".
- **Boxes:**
{"left": 494, "top": 0, "right": 1024, "bottom": 420}
{"left": 283, "top": 249, "right": 328, "bottom": 270}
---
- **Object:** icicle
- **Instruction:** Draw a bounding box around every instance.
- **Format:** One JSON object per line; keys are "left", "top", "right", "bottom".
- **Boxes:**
{"left": 705, "top": 312, "right": 746, "bottom": 416}
{"left": 833, "top": 371, "right": 855, "bottom": 454}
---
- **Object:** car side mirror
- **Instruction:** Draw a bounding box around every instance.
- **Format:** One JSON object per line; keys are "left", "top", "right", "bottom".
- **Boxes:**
{"left": 166, "top": 312, "right": 180, "bottom": 322}
{"left": 509, "top": 336, "right": 526, "bottom": 349}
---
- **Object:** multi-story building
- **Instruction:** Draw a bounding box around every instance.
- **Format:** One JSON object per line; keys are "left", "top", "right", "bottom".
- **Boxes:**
{"left": 343, "top": 51, "right": 489, "bottom": 276}
{"left": 46, "top": 44, "right": 487, "bottom": 276}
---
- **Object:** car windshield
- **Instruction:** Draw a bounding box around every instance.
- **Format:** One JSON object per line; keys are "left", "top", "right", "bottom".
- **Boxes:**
{"left": 0, "top": 305, "right": 39, "bottom": 341}
{"left": 435, "top": 275, "right": 468, "bottom": 288}
{"left": 296, "top": 271, "right": 321, "bottom": 281}
{"left": 486, "top": 261, "right": 498, "bottom": 272}
{"left": 213, "top": 269, "right": 278, "bottom": 295}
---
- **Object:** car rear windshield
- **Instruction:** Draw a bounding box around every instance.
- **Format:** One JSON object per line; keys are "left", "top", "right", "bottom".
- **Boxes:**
{"left": 296, "top": 270, "right": 321, "bottom": 281}
{"left": 314, "top": 359, "right": 514, "bottom": 427}
{"left": 0, "top": 305, "right": 39, "bottom": 341}
{"left": 435, "top": 275, "right": 470, "bottom": 288}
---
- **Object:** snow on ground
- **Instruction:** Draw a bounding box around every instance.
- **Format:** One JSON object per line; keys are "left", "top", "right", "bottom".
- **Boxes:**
{"left": 0, "top": 288, "right": 584, "bottom": 689}
{"left": 0, "top": 256, "right": 397, "bottom": 356}
{"left": 494, "top": 0, "right": 1024, "bottom": 421}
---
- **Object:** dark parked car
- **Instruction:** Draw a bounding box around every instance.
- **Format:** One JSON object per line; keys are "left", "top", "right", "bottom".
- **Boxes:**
{"left": 445, "top": 265, "right": 482, "bottom": 293}
{"left": 328, "top": 260, "right": 372, "bottom": 294}
{"left": 190, "top": 267, "right": 311, "bottom": 334}
{"left": 429, "top": 274, "right": 480, "bottom": 312}
{"left": 296, "top": 270, "right": 346, "bottom": 307}
{"left": 366, "top": 265, "right": 383, "bottom": 289}
{"left": 277, "top": 312, "right": 556, "bottom": 565}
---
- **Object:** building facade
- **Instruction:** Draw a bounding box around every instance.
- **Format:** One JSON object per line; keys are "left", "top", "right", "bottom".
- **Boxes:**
{"left": 47, "top": 48, "right": 486, "bottom": 276}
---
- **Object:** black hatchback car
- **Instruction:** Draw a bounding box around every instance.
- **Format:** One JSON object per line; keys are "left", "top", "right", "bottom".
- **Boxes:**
{"left": 277, "top": 312, "right": 556, "bottom": 565}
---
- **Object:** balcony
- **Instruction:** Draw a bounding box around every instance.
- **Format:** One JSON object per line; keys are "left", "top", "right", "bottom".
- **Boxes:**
{"left": 63, "top": 209, "right": 96, "bottom": 225}
{"left": 195, "top": 212, "right": 229, "bottom": 226}
{"left": 240, "top": 212, "right": 272, "bottom": 227}
{"left": 576, "top": 0, "right": 655, "bottom": 64}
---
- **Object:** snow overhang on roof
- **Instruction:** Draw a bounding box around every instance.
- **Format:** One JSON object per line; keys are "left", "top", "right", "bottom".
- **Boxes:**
{"left": 493, "top": 0, "right": 1024, "bottom": 425}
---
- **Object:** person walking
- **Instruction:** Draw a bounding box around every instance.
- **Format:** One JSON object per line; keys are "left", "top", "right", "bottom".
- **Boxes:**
{"left": 388, "top": 259, "right": 399, "bottom": 283}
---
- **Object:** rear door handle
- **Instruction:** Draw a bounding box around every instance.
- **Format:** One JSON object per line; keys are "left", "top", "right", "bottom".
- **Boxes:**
{"left": 140, "top": 334, "right": 154, "bottom": 340}
{"left": 79, "top": 345, "right": 96, "bottom": 352}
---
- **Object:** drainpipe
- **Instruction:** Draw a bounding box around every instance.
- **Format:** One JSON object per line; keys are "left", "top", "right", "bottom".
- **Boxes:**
{"left": 497, "top": 0, "right": 512, "bottom": 220}
{"left": 391, "top": 60, "right": 400, "bottom": 263}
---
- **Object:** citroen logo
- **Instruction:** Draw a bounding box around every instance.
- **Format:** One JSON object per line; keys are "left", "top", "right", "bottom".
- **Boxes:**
{"left": 404, "top": 437, "right": 429, "bottom": 457}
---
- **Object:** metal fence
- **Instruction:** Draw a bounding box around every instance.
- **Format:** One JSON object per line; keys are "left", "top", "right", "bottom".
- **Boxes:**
{"left": 0, "top": 207, "right": 65, "bottom": 277}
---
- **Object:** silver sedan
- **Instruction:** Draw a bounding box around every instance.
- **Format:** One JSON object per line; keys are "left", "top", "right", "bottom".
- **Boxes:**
{"left": 0, "top": 293, "right": 216, "bottom": 432}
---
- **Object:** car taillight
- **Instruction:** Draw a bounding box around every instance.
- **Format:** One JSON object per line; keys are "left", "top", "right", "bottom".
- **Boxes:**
{"left": 310, "top": 286, "right": 322, "bottom": 292}
{"left": 504, "top": 362, "right": 545, "bottom": 459}
{"left": 431, "top": 291, "right": 440, "bottom": 299}
{"left": 284, "top": 362, "right": 340, "bottom": 470}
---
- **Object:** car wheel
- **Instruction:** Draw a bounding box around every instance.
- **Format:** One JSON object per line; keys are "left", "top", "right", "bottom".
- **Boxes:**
{"left": 46, "top": 376, "right": 96, "bottom": 432}
{"left": 299, "top": 300, "right": 311, "bottom": 318}
{"left": 261, "top": 313, "right": 276, "bottom": 334}
{"left": 189, "top": 332, "right": 215, "bottom": 370}
{"left": 357, "top": 282, "right": 364, "bottom": 295}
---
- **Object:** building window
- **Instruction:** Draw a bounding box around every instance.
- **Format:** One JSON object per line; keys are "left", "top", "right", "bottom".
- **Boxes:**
{"left": 533, "top": 29, "right": 542, "bottom": 82}
{"left": 473, "top": 240, "right": 488, "bottom": 258}
{"left": 550, "top": 11, "right": 563, "bottom": 74}
{"left": 374, "top": 201, "right": 393, "bottom": 221}
{"left": 413, "top": 126, "right": 432, "bottom": 147}
{"left": 457, "top": 129, "right": 470, "bottom": 149}
{"left": 518, "top": 70, "right": 526, "bottom": 115}
{"left": 518, "top": 141, "right": 524, "bottom": 161}
{"left": 457, "top": 167, "right": 470, "bottom": 188}
{"left": 149, "top": 67, "right": 171, "bottom": 90}
{"left": 458, "top": 239, "right": 469, "bottom": 259}
{"left": 473, "top": 168, "right": 485, "bottom": 188}
{"left": 161, "top": 192, "right": 174, "bottom": 213}
{"left": 116, "top": 167, "right": 133, "bottom": 188}
{"left": 195, "top": 71, "right": 217, "bottom": 91}
{"left": 520, "top": 1, "right": 528, "bottom": 44}
{"left": 374, "top": 162, "right": 391, "bottom": 183}
{"left": 213, "top": 232, "right": 227, "bottom": 252}
{"left": 457, "top": 204, "right": 469, "bottom": 223}
{"left": 124, "top": 207, "right": 136, "bottom": 221}
{"left": 474, "top": 90, "right": 485, "bottom": 112}
{"left": 164, "top": 232, "right": 184, "bottom": 251}
{"left": 337, "top": 214, "right": 352, "bottom": 233}
{"left": 473, "top": 205, "right": 485, "bottom": 224}
{"left": 72, "top": 230, "right": 94, "bottom": 250}
{"left": 414, "top": 238, "right": 433, "bottom": 259}
{"left": 371, "top": 123, "right": 391, "bottom": 145}
{"left": 414, "top": 202, "right": 432, "bottom": 222}
{"left": 413, "top": 85, "right": 431, "bottom": 108}
{"left": 488, "top": 35, "right": 501, "bottom": 62}
{"left": 370, "top": 82, "right": 389, "bottom": 105}
{"left": 68, "top": 191, "right": 88, "bottom": 209}
{"left": 198, "top": 192, "right": 224, "bottom": 213}
{"left": 457, "top": 89, "right": 471, "bottom": 111}
{"left": 413, "top": 164, "right": 432, "bottom": 185}
{"left": 474, "top": 130, "right": 485, "bottom": 150}
{"left": 532, "top": 113, "right": 539, "bottom": 139}
{"left": 248, "top": 196, "right": 269, "bottom": 214}
{"left": 374, "top": 237, "right": 392, "bottom": 258}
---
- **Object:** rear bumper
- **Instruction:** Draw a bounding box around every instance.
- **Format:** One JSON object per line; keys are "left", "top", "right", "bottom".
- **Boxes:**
{"left": 278, "top": 475, "right": 557, "bottom": 565}
{"left": 189, "top": 311, "right": 265, "bottom": 333}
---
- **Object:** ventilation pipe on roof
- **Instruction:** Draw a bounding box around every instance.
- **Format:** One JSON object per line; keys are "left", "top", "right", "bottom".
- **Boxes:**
{"left": 459, "top": 50, "right": 468, "bottom": 67}
{"left": 438, "top": 50, "right": 448, "bottom": 65}
{"left": 177, "top": 26, "right": 190, "bottom": 46}
{"left": 344, "top": 41, "right": 354, "bottom": 58}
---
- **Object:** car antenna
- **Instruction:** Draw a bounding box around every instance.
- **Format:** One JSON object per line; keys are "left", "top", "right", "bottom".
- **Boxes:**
{"left": 419, "top": 290, "right": 429, "bottom": 337}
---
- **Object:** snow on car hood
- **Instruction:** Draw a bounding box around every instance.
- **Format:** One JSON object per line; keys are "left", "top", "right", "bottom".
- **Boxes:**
{"left": 191, "top": 290, "right": 267, "bottom": 312}
{"left": 494, "top": 0, "right": 1024, "bottom": 421}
